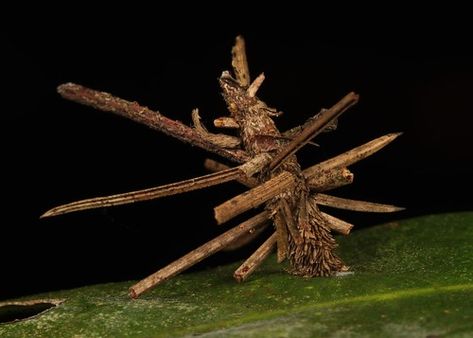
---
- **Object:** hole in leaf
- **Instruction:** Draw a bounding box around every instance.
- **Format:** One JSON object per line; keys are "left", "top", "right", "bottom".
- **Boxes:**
{"left": 0, "top": 299, "right": 64, "bottom": 324}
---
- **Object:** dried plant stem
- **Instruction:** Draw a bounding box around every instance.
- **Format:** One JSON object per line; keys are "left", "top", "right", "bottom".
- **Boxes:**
{"left": 57, "top": 83, "right": 250, "bottom": 164}
{"left": 192, "top": 109, "right": 241, "bottom": 148}
{"left": 42, "top": 154, "right": 271, "bottom": 218}
{"left": 214, "top": 171, "right": 296, "bottom": 224}
{"left": 129, "top": 211, "right": 269, "bottom": 298}
{"left": 280, "top": 200, "right": 303, "bottom": 245}
{"left": 238, "top": 153, "right": 272, "bottom": 177}
{"left": 223, "top": 221, "right": 270, "bottom": 251}
{"left": 204, "top": 158, "right": 269, "bottom": 252}
{"left": 214, "top": 117, "right": 239, "bottom": 129}
{"left": 320, "top": 212, "right": 354, "bottom": 235}
{"left": 205, "top": 158, "right": 353, "bottom": 193}
{"left": 247, "top": 73, "right": 265, "bottom": 97}
{"left": 270, "top": 92, "right": 359, "bottom": 171}
{"left": 306, "top": 167, "right": 354, "bottom": 191}
{"left": 274, "top": 211, "right": 289, "bottom": 262}
{"left": 41, "top": 167, "right": 243, "bottom": 218}
{"left": 233, "top": 233, "right": 277, "bottom": 283}
{"left": 304, "top": 133, "right": 402, "bottom": 179}
{"left": 315, "top": 194, "right": 405, "bottom": 213}
{"left": 231, "top": 36, "right": 250, "bottom": 87}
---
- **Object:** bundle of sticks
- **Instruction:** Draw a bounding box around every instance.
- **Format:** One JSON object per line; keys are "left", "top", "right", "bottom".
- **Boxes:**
{"left": 42, "top": 36, "right": 403, "bottom": 298}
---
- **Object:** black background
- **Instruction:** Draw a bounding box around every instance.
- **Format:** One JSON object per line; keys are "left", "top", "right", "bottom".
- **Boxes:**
{"left": 3, "top": 12, "right": 472, "bottom": 300}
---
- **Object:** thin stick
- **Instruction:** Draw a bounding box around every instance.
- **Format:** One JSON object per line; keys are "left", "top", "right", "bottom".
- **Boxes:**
{"left": 204, "top": 158, "right": 353, "bottom": 193}
{"left": 223, "top": 221, "right": 270, "bottom": 251}
{"left": 306, "top": 167, "right": 354, "bottom": 192}
{"left": 192, "top": 109, "right": 241, "bottom": 148}
{"left": 269, "top": 92, "right": 359, "bottom": 171}
{"left": 315, "top": 194, "right": 405, "bottom": 213}
{"left": 129, "top": 211, "right": 269, "bottom": 298}
{"left": 247, "top": 73, "right": 265, "bottom": 97}
{"left": 204, "top": 158, "right": 258, "bottom": 187}
{"left": 238, "top": 153, "right": 272, "bottom": 177}
{"left": 41, "top": 167, "right": 242, "bottom": 218}
{"left": 214, "top": 171, "right": 295, "bottom": 224}
{"left": 233, "top": 232, "right": 277, "bottom": 283}
{"left": 304, "top": 133, "right": 402, "bottom": 179}
{"left": 57, "top": 83, "right": 250, "bottom": 164}
{"left": 214, "top": 117, "right": 239, "bottom": 129}
{"left": 283, "top": 109, "right": 337, "bottom": 138}
{"left": 231, "top": 36, "right": 250, "bottom": 87}
{"left": 280, "top": 200, "right": 303, "bottom": 245}
{"left": 321, "top": 212, "right": 354, "bottom": 235}
{"left": 204, "top": 158, "right": 269, "bottom": 251}
{"left": 274, "top": 211, "right": 288, "bottom": 262}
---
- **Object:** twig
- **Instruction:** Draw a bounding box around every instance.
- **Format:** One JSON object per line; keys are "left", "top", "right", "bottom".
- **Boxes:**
{"left": 247, "top": 73, "right": 265, "bottom": 97}
{"left": 214, "top": 171, "right": 295, "bottom": 224}
{"left": 315, "top": 194, "right": 405, "bottom": 213}
{"left": 274, "top": 211, "right": 288, "bottom": 262}
{"left": 205, "top": 158, "right": 268, "bottom": 251}
{"left": 304, "top": 133, "right": 402, "bottom": 179}
{"left": 204, "top": 158, "right": 258, "bottom": 186}
{"left": 280, "top": 199, "right": 303, "bottom": 245}
{"left": 231, "top": 36, "right": 250, "bottom": 87}
{"left": 238, "top": 153, "right": 272, "bottom": 177}
{"left": 320, "top": 212, "right": 354, "bottom": 235}
{"left": 269, "top": 92, "right": 359, "bottom": 171}
{"left": 214, "top": 117, "right": 239, "bottom": 129}
{"left": 233, "top": 232, "right": 277, "bottom": 282}
{"left": 204, "top": 158, "right": 353, "bottom": 192}
{"left": 191, "top": 109, "right": 241, "bottom": 148}
{"left": 42, "top": 153, "right": 271, "bottom": 218}
{"left": 41, "top": 167, "right": 244, "bottom": 218}
{"left": 223, "top": 221, "right": 270, "bottom": 251}
{"left": 283, "top": 108, "right": 338, "bottom": 137}
{"left": 306, "top": 167, "right": 354, "bottom": 191}
{"left": 57, "top": 83, "right": 250, "bottom": 164}
{"left": 129, "top": 211, "right": 269, "bottom": 298}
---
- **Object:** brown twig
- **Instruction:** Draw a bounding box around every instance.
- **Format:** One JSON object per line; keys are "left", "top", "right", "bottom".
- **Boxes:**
{"left": 214, "top": 171, "right": 295, "bottom": 225}
{"left": 191, "top": 109, "right": 241, "bottom": 148}
{"left": 57, "top": 83, "right": 250, "bottom": 164}
{"left": 320, "top": 212, "right": 354, "bottom": 235}
{"left": 306, "top": 167, "right": 354, "bottom": 192}
{"left": 304, "top": 133, "right": 402, "bottom": 179}
{"left": 233, "top": 232, "right": 277, "bottom": 283}
{"left": 41, "top": 167, "right": 243, "bottom": 218}
{"left": 315, "top": 194, "right": 405, "bottom": 213}
{"left": 223, "top": 221, "right": 270, "bottom": 251}
{"left": 269, "top": 92, "right": 359, "bottom": 170}
{"left": 214, "top": 117, "right": 239, "bottom": 129}
{"left": 280, "top": 199, "right": 303, "bottom": 245}
{"left": 274, "top": 211, "right": 289, "bottom": 262}
{"left": 204, "top": 159, "right": 257, "bottom": 187}
{"left": 129, "top": 211, "right": 269, "bottom": 298}
{"left": 231, "top": 36, "right": 250, "bottom": 87}
{"left": 247, "top": 73, "right": 265, "bottom": 97}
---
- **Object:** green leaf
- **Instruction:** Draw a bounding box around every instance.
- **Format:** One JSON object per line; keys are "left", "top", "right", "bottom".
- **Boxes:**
{"left": 2, "top": 212, "right": 473, "bottom": 337}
